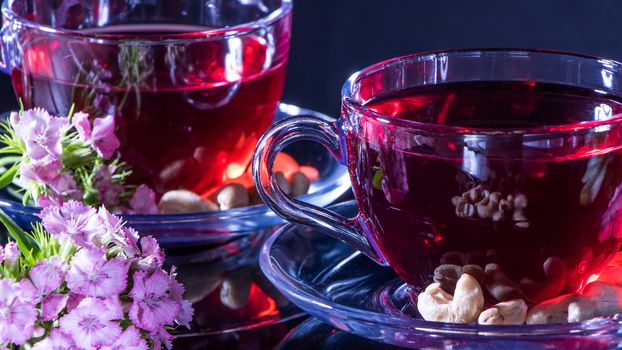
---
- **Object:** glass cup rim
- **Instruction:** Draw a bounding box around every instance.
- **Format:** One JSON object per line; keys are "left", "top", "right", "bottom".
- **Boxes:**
{"left": 341, "top": 48, "right": 622, "bottom": 136}
{"left": 1, "top": 0, "right": 292, "bottom": 43}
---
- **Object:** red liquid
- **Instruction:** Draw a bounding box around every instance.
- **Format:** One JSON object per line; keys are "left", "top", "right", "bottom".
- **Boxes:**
{"left": 11, "top": 24, "right": 289, "bottom": 195}
{"left": 348, "top": 81, "right": 622, "bottom": 301}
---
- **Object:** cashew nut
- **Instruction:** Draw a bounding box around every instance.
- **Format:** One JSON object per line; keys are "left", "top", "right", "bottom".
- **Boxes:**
{"left": 498, "top": 197, "right": 514, "bottom": 212}
{"left": 433, "top": 264, "right": 462, "bottom": 294}
{"left": 462, "top": 264, "right": 485, "bottom": 286}
{"left": 526, "top": 294, "right": 579, "bottom": 324}
{"left": 513, "top": 193, "right": 528, "bottom": 210}
{"left": 466, "top": 251, "right": 486, "bottom": 267}
{"left": 520, "top": 257, "right": 567, "bottom": 304}
{"left": 485, "top": 263, "right": 523, "bottom": 301}
{"left": 417, "top": 273, "right": 484, "bottom": 323}
{"left": 456, "top": 202, "right": 476, "bottom": 218}
{"left": 478, "top": 299, "right": 528, "bottom": 325}
{"left": 512, "top": 210, "right": 530, "bottom": 228}
{"left": 440, "top": 251, "right": 466, "bottom": 266}
{"left": 567, "top": 281, "right": 622, "bottom": 322}
{"left": 158, "top": 189, "right": 219, "bottom": 214}
{"left": 434, "top": 264, "right": 485, "bottom": 295}
{"left": 290, "top": 171, "right": 311, "bottom": 196}
{"left": 467, "top": 185, "right": 485, "bottom": 203}
{"left": 275, "top": 171, "right": 291, "bottom": 195}
{"left": 216, "top": 184, "right": 250, "bottom": 210}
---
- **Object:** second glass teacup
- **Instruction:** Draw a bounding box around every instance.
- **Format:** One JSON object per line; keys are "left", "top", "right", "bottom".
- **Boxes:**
{"left": 2, "top": 0, "right": 292, "bottom": 196}
{"left": 254, "top": 49, "right": 622, "bottom": 304}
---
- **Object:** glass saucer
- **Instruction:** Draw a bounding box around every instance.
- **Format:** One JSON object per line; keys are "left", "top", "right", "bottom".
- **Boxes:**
{"left": 260, "top": 201, "right": 622, "bottom": 349}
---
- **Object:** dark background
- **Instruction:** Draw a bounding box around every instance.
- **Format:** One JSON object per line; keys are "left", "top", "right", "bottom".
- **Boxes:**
{"left": 2, "top": 0, "right": 622, "bottom": 115}
{"left": 281, "top": 0, "right": 622, "bottom": 116}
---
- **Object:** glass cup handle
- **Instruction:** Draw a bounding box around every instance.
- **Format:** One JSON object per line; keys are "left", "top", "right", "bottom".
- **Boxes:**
{"left": 253, "top": 116, "right": 383, "bottom": 263}
{"left": 0, "top": 26, "right": 11, "bottom": 74}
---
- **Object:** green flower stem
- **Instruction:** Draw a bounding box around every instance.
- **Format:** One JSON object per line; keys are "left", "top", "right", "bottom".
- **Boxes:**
{"left": 0, "top": 209, "right": 37, "bottom": 264}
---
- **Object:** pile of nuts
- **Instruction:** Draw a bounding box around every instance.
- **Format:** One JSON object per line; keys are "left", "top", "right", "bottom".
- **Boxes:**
{"left": 157, "top": 170, "right": 311, "bottom": 214}
{"left": 416, "top": 252, "right": 622, "bottom": 325}
{"left": 451, "top": 184, "right": 529, "bottom": 228}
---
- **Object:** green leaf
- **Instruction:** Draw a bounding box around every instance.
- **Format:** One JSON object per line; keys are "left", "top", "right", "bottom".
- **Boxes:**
{"left": 372, "top": 168, "right": 384, "bottom": 190}
{"left": 0, "top": 209, "right": 37, "bottom": 262}
{"left": 0, "top": 163, "right": 18, "bottom": 190}
{"left": 67, "top": 103, "right": 76, "bottom": 121}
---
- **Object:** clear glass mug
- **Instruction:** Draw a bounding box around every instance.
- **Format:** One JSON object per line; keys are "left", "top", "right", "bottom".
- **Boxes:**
{"left": 1, "top": 0, "right": 292, "bottom": 196}
{"left": 253, "top": 49, "right": 622, "bottom": 303}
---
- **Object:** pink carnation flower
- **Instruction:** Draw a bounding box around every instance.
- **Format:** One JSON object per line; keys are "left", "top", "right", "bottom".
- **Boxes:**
{"left": 29, "top": 256, "right": 68, "bottom": 295}
{"left": 135, "top": 236, "right": 165, "bottom": 272}
{"left": 129, "top": 270, "right": 179, "bottom": 333}
{"left": 129, "top": 185, "right": 159, "bottom": 215}
{"left": 0, "top": 278, "right": 38, "bottom": 345}
{"left": 66, "top": 247, "right": 129, "bottom": 298}
{"left": 98, "top": 207, "right": 139, "bottom": 257}
{"left": 40, "top": 200, "right": 103, "bottom": 247}
{"left": 30, "top": 257, "right": 70, "bottom": 320}
{"left": 18, "top": 154, "right": 62, "bottom": 186}
{"left": 92, "top": 164, "right": 124, "bottom": 207}
{"left": 169, "top": 266, "right": 193, "bottom": 328}
{"left": 151, "top": 328, "right": 174, "bottom": 350}
{"left": 47, "top": 173, "right": 83, "bottom": 202}
{"left": 41, "top": 293, "right": 70, "bottom": 321}
{"left": 3, "top": 242, "right": 19, "bottom": 265}
{"left": 100, "top": 326, "right": 148, "bottom": 350}
{"left": 13, "top": 108, "right": 68, "bottom": 161}
{"left": 72, "top": 112, "right": 120, "bottom": 159}
{"left": 31, "top": 329, "right": 75, "bottom": 350}
{"left": 59, "top": 297, "right": 123, "bottom": 349}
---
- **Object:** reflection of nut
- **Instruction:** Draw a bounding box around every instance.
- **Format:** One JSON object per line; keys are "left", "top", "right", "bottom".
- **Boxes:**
{"left": 485, "top": 263, "right": 523, "bottom": 301}
{"left": 220, "top": 273, "right": 252, "bottom": 310}
{"left": 417, "top": 274, "right": 484, "bottom": 323}
{"left": 158, "top": 190, "right": 219, "bottom": 214}
{"left": 290, "top": 171, "right": 311, "bottom": 197}
{"left": 526, "top": 294, "right": 578, "bottom": 324}
{"left": 478, "top": 299, "right": 528, "bottom": 325}
{"left": 567, "top": 281, "right": 622, "bottom": 322}
{"left": 434, "top": 264, "right": 462, "bottom": 294}
{"left": 520, "top": 257, "right": 567, "bottom": 304}
{"left": 217, "top": 184, "right": 250, "bottom": 210}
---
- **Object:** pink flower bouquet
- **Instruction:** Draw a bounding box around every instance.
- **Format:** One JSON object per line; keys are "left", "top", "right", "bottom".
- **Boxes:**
{"left": 0, "top": 200, "right": 192, "bottom": 349}
{"left": 0, "top": 107, "right": 157, "bottom": 214}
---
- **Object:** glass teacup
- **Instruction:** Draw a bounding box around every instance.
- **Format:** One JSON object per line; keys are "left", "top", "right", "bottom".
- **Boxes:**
{"left": 1, "top": 0, "right": 292, "bottom": 196}
{"left": 254, "top": 49, "right": 622, "bottom": 304}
